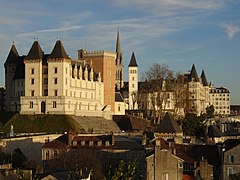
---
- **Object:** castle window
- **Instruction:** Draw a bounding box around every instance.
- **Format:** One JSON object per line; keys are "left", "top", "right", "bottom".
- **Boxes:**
{"left": 54, "top": 78, "right": 58, "bottom": 84}
{"left": 132, "top": 77, "right": 135, "bottom": 81}
{"left": 66, "top": 67, "right": 68, "bottom": 74}
{"left": 46, "top": 151, "right": 49, "bottom": 160}
{"left": 31, "top": 78, "right": 34, "bottom": 85}
{"left": 54, "top": 150, "right": 57, "bottom": 159}
{"left": 54, "top": 67, "right": 58, "bottom": 74}
{"left": 43, "top": 68, "right": 48, "bottom": 75}
{"left": 52, "top": 101, "right": 57, "bottom": 108}
{"left": 43, "top": 89, "right": 48, "bottom": 96}
{"left": 44, "top": 78, "right": 48, "bottom": 85}
{"left": 31, "top": 90, "right": 34, "bottom": 96}
{"left": 132, "top": 84, "right": 134, "bottom": 88}
{"left": 29, "top": 101, "right": 33, "bottom": 108}
{"left": 31, "top": 68, "right": 34, "bottom": 74}
{"left": 54, "top": 90, "right": 58, "bottom": 96}
{"left": 118, "top": 104, "right": 121, "bottom": 111}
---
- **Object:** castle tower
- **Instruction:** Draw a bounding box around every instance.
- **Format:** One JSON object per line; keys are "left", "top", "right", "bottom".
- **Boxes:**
{"left": 24, "top": 41, "right": 43, "bottom": 98}
{"left": 78, "top": 49, "right": 116, "bottom": 112}
{"left": 115, "top": 30, "right": 124, "bottom": 91}
{"left": 4, "top": 44, "right": 19, "bottom": 111}
{"left": 128, "top": 52, "right": 138, "bottom": 110}
{"left": 47, "top": 40, "right": 71, "bottom": 98}
{"left": 201, "top": 70, "right": 210, "bottom": 108}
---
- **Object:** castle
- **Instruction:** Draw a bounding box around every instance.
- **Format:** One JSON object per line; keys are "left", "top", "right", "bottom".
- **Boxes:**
{"left": 3, "top": 31, "right": 230, "bottom": 119}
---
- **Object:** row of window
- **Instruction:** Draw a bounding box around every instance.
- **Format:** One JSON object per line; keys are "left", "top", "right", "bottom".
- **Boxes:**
{"left": 30, "top": 90, "right": 57, "bottom": 97}
{"left": 31, "top": 67, "right": 58, "bottom": 75}
{"left": 30, "top": 78, "right": 57, "bottom": 85}
{"left": 130, "top": 69, "right": 137, "bottom": 74}
{"left": 30, "top": 101, "right": 57, "bottom": 108}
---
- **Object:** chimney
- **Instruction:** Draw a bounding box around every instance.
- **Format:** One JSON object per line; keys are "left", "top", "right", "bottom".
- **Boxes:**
{"left": 68, "top": 130, "right": 75, "bottom": 146}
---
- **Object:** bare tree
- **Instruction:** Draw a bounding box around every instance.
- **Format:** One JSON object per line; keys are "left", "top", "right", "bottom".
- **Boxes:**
{"left": 140, "top": 63, "right": 174, "bottom": 123}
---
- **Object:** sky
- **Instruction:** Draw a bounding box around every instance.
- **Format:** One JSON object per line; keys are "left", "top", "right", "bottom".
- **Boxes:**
{"left": 0, "top": 0, "right": 240, "bottom": 104}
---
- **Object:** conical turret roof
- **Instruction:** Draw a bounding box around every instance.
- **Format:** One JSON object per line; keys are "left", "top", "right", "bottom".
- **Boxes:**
{"left": 189, "top": 64, "right": 199, "bottom": 82}
{"left": 48, "top": 40, "right": 70, "bottom": 59}
{"left": 25, "top": 41, "right": 43, "bottom": 60}
{"left": 128, "top": 52, "right": 138, "bottom": 67}
{"left": 5, "top": 44, "right": 19, "bottom": 65}
{"left": 156, "top": 112, "right": 182, "bottom": 133}
{"left": 201, "top": 70, "right": 208, "bottom": 86}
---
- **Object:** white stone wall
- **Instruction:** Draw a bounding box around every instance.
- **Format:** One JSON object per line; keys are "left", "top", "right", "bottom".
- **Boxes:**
{"left": 115, "top": 101, "right": 125, "bottom": 115}
{"left": 21, "top": 58, "right": 106, "bottom": 116}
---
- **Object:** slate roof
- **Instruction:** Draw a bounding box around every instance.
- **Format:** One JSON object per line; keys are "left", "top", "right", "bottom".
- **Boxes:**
{"left": 43, "top": 139, "right": 68, "bottom": 149}
{"left": 155, "top": 112, "right": 182, "bottom": 133}
{"left": 223, "top": 139, "right": 240, "bottom": 152}
{"left": 207, "top": 125, "right": 223, "bottom": 138}
{"left": 115, "top": 92, "right": 124, "bottom": 102}
{"left": 25, "top": 41, "right": 43, "bottom": 60}
{"left": 116, "top": 30, "right": 122, "bottom": 63}
{"left": 189, "top": 64, "right": 199, "bottom": 82}
{"left": 48, "top": 40, "right": 70, "bottom": 59}
{"left": 128, "top": 52, "right": 138, "bottom": 67}
{"left": 5, "top": 44, "right": 19, "bottom": 65}
{"left": 113, "top": 136, "right": 144, "bottom": 150}
{"left": 201, "top": 70, "right": 208, "bottom": 86}
{"left": 113, "top": 115, "right": 151, "bottom": 131}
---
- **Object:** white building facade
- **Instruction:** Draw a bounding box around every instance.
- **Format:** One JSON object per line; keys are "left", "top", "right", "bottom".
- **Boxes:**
{"left": 5, "top": 41, "right": 112, "bottom": 118}
{"left": 209, "top": 87, "right": 230, "bottom": 116}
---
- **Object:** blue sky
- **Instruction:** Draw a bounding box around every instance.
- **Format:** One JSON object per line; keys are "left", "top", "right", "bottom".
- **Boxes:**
{"left": 0, "top": 0, "right": 240, "bottom": 104}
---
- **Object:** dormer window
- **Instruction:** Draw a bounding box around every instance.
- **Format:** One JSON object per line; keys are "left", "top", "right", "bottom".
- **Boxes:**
{"left": 81, "top": 141, "right": 85, "bottom": 146}
{"left": 97, "top": 141, "right": 102, "bottom": 146}
{"left": 89, "top": 141, "right": 94, "bottom": 146}
{"left": 73, "top": 141, "right": 77, "bottom": 146}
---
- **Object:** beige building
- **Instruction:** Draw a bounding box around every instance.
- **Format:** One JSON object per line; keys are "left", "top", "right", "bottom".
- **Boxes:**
{"left": 209, "top": 86, "right": 230, "bottom": 116}
{"left": 185, "top": 64, "right": 210, "bottom": 116}
{"left": 146, "top": 138, "right": 184, "bottom": 180}
{"left": 4, "top": 40, "right": 113, "bottom": 118}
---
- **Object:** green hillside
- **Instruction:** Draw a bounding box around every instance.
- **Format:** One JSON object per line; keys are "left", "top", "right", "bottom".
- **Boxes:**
{"left": 0, "top": 113, "right": 85, "bottom": 134}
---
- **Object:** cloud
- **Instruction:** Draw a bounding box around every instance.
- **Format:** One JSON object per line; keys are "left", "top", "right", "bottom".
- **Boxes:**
{"left": 112, "top": 0, "right": 225, "bottom": 16}
{"left": 220, "top": 22, "right": 240, "bottom": 39}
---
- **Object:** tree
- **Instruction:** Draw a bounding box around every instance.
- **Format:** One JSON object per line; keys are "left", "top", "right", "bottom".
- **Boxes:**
{"left": 140, "top": 63, "right": 174, "bottom": 123}
{"left": 206, "top": 105, "right": 214, "bottom": 118}
{"left": 183, "top": 113, "right": 207, "bottom": 138}
{"left": 12, "top": 148, "right": 27, "bottom": 168}
{"left": 106, "top": 160, "right": 137, "bottom": 180}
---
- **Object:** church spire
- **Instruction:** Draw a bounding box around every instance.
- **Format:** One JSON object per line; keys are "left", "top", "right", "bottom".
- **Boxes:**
{"left": 116, "top": 30, "right": 122, "bottom": 65}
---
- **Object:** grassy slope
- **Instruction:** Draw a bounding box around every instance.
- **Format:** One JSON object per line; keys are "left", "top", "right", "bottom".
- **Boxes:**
{"left": 0, "top": 113, "right": 85, "bottom": 133}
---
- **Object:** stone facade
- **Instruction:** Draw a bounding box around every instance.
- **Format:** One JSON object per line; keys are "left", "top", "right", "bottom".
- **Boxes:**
{"left": 209, "top": 86, "right": 230, "bottom": 116}
{"left": 0, "top": 87, "right": 5, "bottom": 111}
{"left": 223, "top": 144, "right": 240, "bottom": 179}
{"left": 4, "top": 40, "right": 112, "bottom": 118}
{"left": 146, "top": 139, "right": 184, "bottom": 180}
